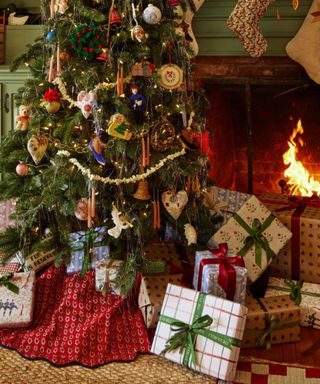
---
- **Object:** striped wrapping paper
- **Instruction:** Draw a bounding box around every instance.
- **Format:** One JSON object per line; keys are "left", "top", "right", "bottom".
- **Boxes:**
{"left": 151, "top": 284, "right": 248, "bottom": 382}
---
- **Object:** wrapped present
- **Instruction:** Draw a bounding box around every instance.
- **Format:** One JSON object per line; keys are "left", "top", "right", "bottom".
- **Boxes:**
{"left": 0, "top": 255, "right": 21, "bottom": 274}
{"left": 144, "top": 243, "right": 190, "bottom": 274}
{"left": 151, "top": 284, "right": 247, "bottom": 382}
{"left": 209, "top": 195, "right": 292, "bottom": 283}
{"left": 138, "top": 274, "right": 184, "bottom": 329}
{"left": 243, "top": 294, "right": 300, "bottom": 349}
{"left": 17, "top": 249, "right": 56, "bottom": 272}
{"left": 264, "top": 277, "right": 320, "bottom": 329}
{"left": 193, "top": 244, "right": 247, "bottom": 304}
{"left": 203, "top": 186, "right": 250, "bottom": 224}
{"left": 95, "top": 259, "right": 123, "bottom": 296}
{"left": 259, "top": 192, "right": 320, "bottom": 284}
{"left": 0, "top": 272, "right": 36, "bottom": 328}
{"left": 68, "top": 226, "right": 110, "bottom": 274}
{"left": 131, "top": 62, "right": 155, "bottom": 77}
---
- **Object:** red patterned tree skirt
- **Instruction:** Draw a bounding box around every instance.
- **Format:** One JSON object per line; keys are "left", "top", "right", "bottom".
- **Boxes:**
{"left": 0, "top": 266, "right": 150, "bottom": 367}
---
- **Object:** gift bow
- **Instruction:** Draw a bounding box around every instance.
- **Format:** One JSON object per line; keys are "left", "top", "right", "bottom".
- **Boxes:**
{"left": 198, "top": 243, "right": 244, "bottom": 300}
{"left": 161, "top": 314, "right": 238, "bottom": 367}
{"left": 0, "top": 273, "right": 19, "bottom": 294}
{"left": 234, "top": 215, "right": 275, "bottom": 268}
{"left": 284, "top": 279, "right": 304, "bottom": 305}
{"left": 256, "top": 314, "right": 298, "bottom": 350}
{"left": 276, "top": 194, "right": 320, "bottom": 213}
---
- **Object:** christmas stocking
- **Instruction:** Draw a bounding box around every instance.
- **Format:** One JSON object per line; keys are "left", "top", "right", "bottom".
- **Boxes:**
{"left": 286, "top": 0, "right": 320, "bottom": 84}
{"left": 227, "top": 0, "right": 274, "bottom": 58}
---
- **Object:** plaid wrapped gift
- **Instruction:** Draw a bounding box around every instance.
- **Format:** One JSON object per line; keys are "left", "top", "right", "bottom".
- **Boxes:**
{"left": 138, "top": 274, "right": 184, "bottom": 329}
{"left": 243, "top": 294, "right": 300, "bottom": 349}
{"left": 264, "top": 276, "right": 320, "bottom": 329}
{"left": 193, "top": 245, "right": 247, "bottom": 304}
{"left": 209, "top": 195, "right": 292, "bottom": 283}
{"left": 0, "top": 272, "right": 36, "bottom": 328}
{"left": 203, "top": 186, "right": 250, "bottom": 225}
{"left": 0, "top": 263, "right": 21, "bottom": 274}
{"left": 68, "top": 226, "right": 110, "bottom": 275}
{"left": 260, "top": 192, "right": 320, "bottom": 284}
{"left": 151, "top": 284, "right": 247, "bottom": 382}
{"left": 95, "top": 259, "right": 123, "bottom": 296}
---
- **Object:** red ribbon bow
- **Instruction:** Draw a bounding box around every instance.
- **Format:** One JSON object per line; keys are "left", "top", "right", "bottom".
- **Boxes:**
{"left": 276, "top": 194, "right": 320, "bottom": 213}
{"left": 198, "top": 243, "right": 245, "bottom": 301}
{"left": 17, "top": 115, "right": 31, "bottom": 121}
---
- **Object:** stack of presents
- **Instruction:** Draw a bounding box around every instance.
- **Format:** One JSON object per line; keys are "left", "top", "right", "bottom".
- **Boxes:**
{"left": 1, "top": 188, "right": 320, "bottom": 382}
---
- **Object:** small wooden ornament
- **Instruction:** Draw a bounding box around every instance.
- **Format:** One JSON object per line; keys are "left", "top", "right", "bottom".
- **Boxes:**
{"left": 151, "top": 119, "right": 175, "bottom": 152}
{"left": 75, "top": 198, "right": 89, "bottom": 221}
{"left": 158, "top": 63, "right": 183, "bottom": 90}
{"left": 27, "top": 136, "right": 48, "bottom": 165}
{"left": 161, "top": 190, "right": 188, "bottom": 220}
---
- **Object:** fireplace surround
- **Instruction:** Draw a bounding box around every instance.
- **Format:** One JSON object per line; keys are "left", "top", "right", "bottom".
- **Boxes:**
{"left": 195, "top": 57, "right": 318, "bottom": 195}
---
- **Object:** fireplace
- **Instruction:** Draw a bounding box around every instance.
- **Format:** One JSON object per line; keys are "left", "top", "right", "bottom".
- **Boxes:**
{"left": 196, "top": 57, "right": 319, "bottom": 195}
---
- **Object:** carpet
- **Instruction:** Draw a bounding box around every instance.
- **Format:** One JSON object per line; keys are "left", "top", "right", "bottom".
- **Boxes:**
{"left": 0, "top": 347, "right": 319, "bottom": 384}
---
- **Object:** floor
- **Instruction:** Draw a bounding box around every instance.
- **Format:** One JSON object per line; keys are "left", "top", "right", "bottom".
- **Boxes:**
{"left": 241, "top": 327, "right": 320, "bottom": 367}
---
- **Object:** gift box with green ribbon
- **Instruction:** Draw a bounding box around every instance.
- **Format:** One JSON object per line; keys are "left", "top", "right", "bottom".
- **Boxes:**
{"left": 264, "top": 276, "right": 320, "bottom": 329}
{"left": 242, "top": 293, "right": 300, "bottom": 349}
{"left": 68, "top": 226, "right": 110, "bottom": 275}
{"left": 260, "top": 192, "right": 320, "bottom": 284}
{"left": 151, "top": 283, "right": 247, "bottom": 382}
{"left": 209, "top": 195, "right": 292, "bottom": 283}
{"left": 0, "top": 271, "right": 35, "bottom": 328}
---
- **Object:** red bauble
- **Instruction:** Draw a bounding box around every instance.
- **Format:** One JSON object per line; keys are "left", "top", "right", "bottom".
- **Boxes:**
{"left": 167, "top": 0, "right": 179, "bottom": 5}
{"left": 16, "top": 162, "right": 29, "bottom": 176}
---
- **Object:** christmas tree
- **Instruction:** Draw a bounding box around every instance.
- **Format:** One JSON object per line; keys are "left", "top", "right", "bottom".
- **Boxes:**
{"left": 0, "top": 0, "right": 215, "bottom": 294}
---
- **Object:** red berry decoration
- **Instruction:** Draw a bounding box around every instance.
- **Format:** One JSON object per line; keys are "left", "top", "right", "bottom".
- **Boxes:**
{"left": 16, "top": 161, "right": 29, "bottom": 176}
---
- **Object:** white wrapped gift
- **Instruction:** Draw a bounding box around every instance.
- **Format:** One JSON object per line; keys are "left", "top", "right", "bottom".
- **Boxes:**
{"left": 151, "top": 284, "right": 248, "bottom": 382}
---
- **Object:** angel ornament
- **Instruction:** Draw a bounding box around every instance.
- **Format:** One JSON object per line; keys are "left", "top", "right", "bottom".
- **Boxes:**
{"left": 107, "top": 204, "right": 132, "bottom": 238}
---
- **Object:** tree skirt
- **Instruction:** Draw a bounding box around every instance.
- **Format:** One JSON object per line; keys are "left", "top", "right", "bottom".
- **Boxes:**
{"left": 0, "top": 265, "right": 150, "bottom": 367}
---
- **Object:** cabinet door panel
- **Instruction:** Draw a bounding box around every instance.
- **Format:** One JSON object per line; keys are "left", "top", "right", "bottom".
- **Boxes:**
{"left": 1, "top": 82, "right": 23, "bottom": 137}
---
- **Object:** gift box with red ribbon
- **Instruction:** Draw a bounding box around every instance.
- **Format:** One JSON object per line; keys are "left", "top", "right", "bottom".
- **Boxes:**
{"left": 193, "top": 244, "right": 247, "bottom": 304}
{"left": 260, "top": 192, "right": 320, "bottom": 284}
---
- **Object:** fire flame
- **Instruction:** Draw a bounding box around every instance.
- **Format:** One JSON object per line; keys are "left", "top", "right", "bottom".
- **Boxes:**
{"left": 283, "top": 119, "right": 320, "bottom": 196}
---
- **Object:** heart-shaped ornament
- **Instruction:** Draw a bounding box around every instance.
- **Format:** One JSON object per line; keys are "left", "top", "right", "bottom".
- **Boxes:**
{"left": 77, "top": 90, "right": 97, "bottom": 119}
{"left": 161, "top": 190, "right": 188, "bottom": 220}
{"left": 27, "top": 135, "right": 48, "bottom": 165}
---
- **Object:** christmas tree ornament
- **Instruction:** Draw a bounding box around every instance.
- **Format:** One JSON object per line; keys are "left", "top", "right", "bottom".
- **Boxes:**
{"left": 130, "top": 85, "right": 146, "bottom": 125}
{"left": 133, "top": 179, "right": 151, "bottom": 200}
{"left": 42, "top": 89, "right": 61, "bottom": 113}
{"left": 15, "top": 105, "right": 31, "bottom": 131}
{"left": 161, "top": 190, "right": 188, "bottom": 220}
{"left": 75, "top": 198, "right": 89, "bottom": 221}
{"left": 143, "top": 4, "right": 162, "bottom": 24}
{"left": 184, "top": 223, "right": 197, "bottom": 245}
{"left": 27, "top": 136, "right": 48, "bottom": 165}
{"left": 16, "top": 162, "right": 29, "bottom": 176}
{"left": 167, "top": 0, "right": 179, "bottom": 6}
{"left": 77, "top": 90, "right": 97, "bottom": 119}
{"left": 173, "top": 5, "right": 184, "bottom": 25}
{"left": 59, "top": 50, "right": 70, "bottom": 61}
{"left": 153, "top": 188, "right": 161, "bottom": 229}
{"left": 54, "top": 0, "right": 69, "bottom": 14}
{"left": 157, "top": 64, "right": 183, "bottom": 90}
{"left": 89, "top": 136, "right": 106, "bottom": 165}
{"left": 116, "top": 63, "right": 124, "bottom": 97}
{"left": 227, "top": 0, "right": 274, "bottom": 58}
{"left": 131, "top": 61, "right": 155, "bottom": 77}
{"left": 110, "top": 7, "right": 121, "bottom": 24}
{"left": 96, "top": 47, "right": 109, "bottom": 61}
{"left": 107, "top": 204, "right": 132, "bottom": 238}
{"left": 46, "top": 29, "right": 57, "bottom": 42}
{"left": 69, "top": 21, "right": 105, "bottom": 61}
{"left": 151, "top": 119, "right": 175, "bottom": 151}
{"left": 107, "top": 113, "right": 132, "bottom": 140}
{"left": 131, "top": 25, "right": 146, "bottom": 43}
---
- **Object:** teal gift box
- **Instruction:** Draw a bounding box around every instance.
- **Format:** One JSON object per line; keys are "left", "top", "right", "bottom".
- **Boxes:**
{"left": 67, "top": 226, "right": 110, "bottom": 275}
